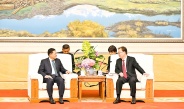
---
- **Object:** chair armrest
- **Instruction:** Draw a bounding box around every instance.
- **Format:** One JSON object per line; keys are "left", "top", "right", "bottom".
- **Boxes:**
{"left": 140, "top": 72, "right": 154, "bottom": 89}
{"left": 146, "top": 72, "right": 154, "bottom": 80}
{"left": 28, "top": 73, "right": 43, "bottom": 89}
{"left": 106, "top": 73, "right": 119, "bottom": 89}
{"left": 61, "top": 73, "right": 78, "bottom": 79}
{"left": 29, "top": 73, "right": 43, "bottom": 79}
{"left": 140, "top": 75, "right": 147, "bottom": 89}
{"left": 61, "top": 73, "right": 78, "bottom": 89}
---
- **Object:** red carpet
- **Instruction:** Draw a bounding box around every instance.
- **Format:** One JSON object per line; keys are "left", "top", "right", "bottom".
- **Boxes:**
{"left": 1, "top": 90, "right": 184, "bottom": 97}
{"left": 0, "top": 90, "right": 28, "bottom": 97}
{"left": 154, "top": 90, "right": 184, "bottom": 97}
{"left": 0, "top": 102, "right": 184, "bottom": 109}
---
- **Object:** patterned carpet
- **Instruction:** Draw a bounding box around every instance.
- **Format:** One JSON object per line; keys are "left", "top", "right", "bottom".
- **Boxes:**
{"left": 0, "top": 97, "right": 184, "bottom": 102}
{"left": 0, "top": 102, "right": 184, "bottom": 109}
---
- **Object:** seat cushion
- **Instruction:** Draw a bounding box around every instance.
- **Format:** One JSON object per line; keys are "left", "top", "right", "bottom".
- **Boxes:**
{"left": 41, "top": 83, "right": 70, "bottom": 90}
{"left": 39, "top": 74, "right": 78, "bottom": 90}
{"left": 121, "top": 82, "right": 142, "bottom": 90}
{"left": 41, "top": 83, "right": 58, "bottom": 90}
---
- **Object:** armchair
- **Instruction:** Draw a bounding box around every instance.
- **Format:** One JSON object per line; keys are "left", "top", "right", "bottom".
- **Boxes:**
{"left": 106, "top": 54, "right": 154, "bottom": 102}
{"left": 28, "top": 53, "right": 78, "bottom": 103}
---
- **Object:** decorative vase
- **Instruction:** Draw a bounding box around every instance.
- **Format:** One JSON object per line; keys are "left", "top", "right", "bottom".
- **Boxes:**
{"left": 86, "top": 67, "right": 94, "bottom": 76}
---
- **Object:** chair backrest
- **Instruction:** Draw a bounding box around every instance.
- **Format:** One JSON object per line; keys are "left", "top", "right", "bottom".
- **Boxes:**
{"left": 28, "top": 53, "right": 72, "bottom": 75}
{"left": 109, "top": 54, "right": 154, "bottom": 81}
{"left": 109, "top": 54, "right": 120, "bottom": 73}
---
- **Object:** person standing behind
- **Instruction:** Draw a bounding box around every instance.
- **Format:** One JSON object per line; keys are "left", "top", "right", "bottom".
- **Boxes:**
{"left": 38, "top": 48, "right": 71, "bottom": 104}
{"left": 58, "top": 44, "right": 75, "bottom": 72}
{"left": 113, "top": 46, "right": 149, "bottom": 104}
{"left": 106, "top": 45, "right": 117, "bottom": 73}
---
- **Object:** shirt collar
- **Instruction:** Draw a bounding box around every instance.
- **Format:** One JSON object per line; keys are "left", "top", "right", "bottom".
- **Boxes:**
{"left": 122, "top": 56, "right": 127, "bottom": 61}
{"left": 49, "top": 58, "right": 54, "bottom": 62}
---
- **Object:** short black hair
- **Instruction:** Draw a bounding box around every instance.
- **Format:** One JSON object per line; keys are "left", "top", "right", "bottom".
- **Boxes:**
{"left": 62, "top": 44, "right": 70, "bottom": 49}
{"left": 48, "top": 48, "right": 56, "bottom": 56}
{"left": 108, "top": 45, "right": 117, "bottom": 53}
{"left": 118, "top": 46, "right": 127, "bottom": 54}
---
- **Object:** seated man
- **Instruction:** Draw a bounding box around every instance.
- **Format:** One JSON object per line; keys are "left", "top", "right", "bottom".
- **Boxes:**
{"left": 106, "top": 45, "right": 117, "bottom": 73}
{"left": 58, "top": 44, "right": 75, "bottom": 72}
{"left": 113, "top": 46, "right": 149, "bottom": 104}
{"left": 38, "top": 48, "right": 70, "bottom": 104}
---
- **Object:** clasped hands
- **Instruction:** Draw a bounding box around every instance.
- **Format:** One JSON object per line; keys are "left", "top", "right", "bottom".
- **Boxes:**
{"left": 44, "top": 70, "right": 71, "bottom": 79}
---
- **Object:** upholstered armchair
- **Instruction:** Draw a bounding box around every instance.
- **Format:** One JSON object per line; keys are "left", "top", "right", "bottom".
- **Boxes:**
{"left": 106, "top": 54, "right": 154, "bottom": 102}
{"left": 28, "top": 53, "right": 78, "bottom": 103}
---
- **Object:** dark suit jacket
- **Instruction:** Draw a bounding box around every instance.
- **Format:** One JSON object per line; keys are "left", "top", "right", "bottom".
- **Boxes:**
{"left": 106, "top": 56, "right": 110, "bottom": 71}
{"left": 115, "top": 56, "right": 145, "bottom": 80}
{"left": 58, "top": 51, "right": 75, "bottom": 71}
{"left": 38, "top": 58, "right": 66, "bottom": 77}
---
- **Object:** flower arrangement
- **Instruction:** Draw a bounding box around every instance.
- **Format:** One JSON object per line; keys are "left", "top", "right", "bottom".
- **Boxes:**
{"left": 75, "top": 40, "right": 105, "bottom": 71}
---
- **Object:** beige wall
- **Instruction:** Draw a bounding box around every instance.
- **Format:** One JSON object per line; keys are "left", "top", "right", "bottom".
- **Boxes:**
{"left": 0, "top": 54, "right": 184, "bottom": 90}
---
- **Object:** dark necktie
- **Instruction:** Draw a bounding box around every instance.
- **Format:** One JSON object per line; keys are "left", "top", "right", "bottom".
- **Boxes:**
{"left": 122, "top": 60, "right": 127, "bottom": 78}
{"left": 52, "top": 60, "right": 58, "bottom": 76}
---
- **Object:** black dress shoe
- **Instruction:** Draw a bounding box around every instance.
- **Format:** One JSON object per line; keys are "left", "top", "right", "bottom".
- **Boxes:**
{"left": 131, "top": 97, "right": 136, "bottom": 104}
{"left": 59, "top": 98, "right": 64, "bottom": 104}
{"left": 49, "top": 98, "right": 56, "bottom": 104}
{"left": 113, "top": 98, "right": 121, "bottom": 104}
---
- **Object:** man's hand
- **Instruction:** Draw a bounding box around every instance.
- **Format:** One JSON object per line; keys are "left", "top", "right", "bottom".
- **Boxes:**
{"left": 44, "top": 75, "right": 53, "bottom": 79}
{"left": 119, "top": 72, "right": 124, "bottom": 77}
{"left": 66, "top": 70, "right": 71, "bottom": 74}
{"left": 143, "top": 73, "right": 149, "bottom": 77}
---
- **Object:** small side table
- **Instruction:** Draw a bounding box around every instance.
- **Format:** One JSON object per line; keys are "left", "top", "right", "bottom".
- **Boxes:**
{"left": 78, "top": 76, "right": 106, "bottom": 102}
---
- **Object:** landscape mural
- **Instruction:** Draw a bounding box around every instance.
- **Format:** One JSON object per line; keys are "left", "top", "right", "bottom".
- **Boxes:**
{"left": 0, "top": 0, "right": 182, "bottom": 38}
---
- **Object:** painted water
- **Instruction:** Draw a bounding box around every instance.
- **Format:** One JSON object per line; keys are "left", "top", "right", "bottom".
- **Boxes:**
{"left": 0, "top": 5, "right": 181, "bottom": 38}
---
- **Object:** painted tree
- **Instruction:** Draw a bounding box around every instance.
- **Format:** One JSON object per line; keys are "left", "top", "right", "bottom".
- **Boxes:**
{"left": 68, "top": 20, "right": 108, "bottom": 38}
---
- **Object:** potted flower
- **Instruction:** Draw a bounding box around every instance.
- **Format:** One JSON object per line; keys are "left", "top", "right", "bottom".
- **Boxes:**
{"left": 75, "top": 40, "right": 105, "bottom": 75}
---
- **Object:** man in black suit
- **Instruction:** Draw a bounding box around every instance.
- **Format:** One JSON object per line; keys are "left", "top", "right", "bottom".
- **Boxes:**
{"left": 38, "top": 48, "right": 71, "bottom": 104}
{"left": 113, "top": 46, "right": 149, "bottom": 104}
{"left": 58, "top": 44, "right": 75, "bottom": 72}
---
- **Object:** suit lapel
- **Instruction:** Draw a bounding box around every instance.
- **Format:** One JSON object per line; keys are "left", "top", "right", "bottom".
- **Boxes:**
{"left": 54, "top": 59, "right": 58, "bottom": 71}
{"left": 126, "top": 56, "right": 130, "bottom": 71}
{"left": 46, "top": 58, "right": 52, "bottom": 73}
{"left": 119, "top": 59, "right": 123, "bottom": 72}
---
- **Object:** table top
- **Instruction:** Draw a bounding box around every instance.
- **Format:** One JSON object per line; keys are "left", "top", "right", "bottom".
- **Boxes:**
{"left": 78, "top": 76, "right": 106, "bottom": 82}
{"left": 78, "top": 76, "right": 106, "bottom": 79}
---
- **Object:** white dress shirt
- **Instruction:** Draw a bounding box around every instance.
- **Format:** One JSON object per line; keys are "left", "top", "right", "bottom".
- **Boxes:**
{"left": 49, "top": 58, "right": 57, "bottom": 75}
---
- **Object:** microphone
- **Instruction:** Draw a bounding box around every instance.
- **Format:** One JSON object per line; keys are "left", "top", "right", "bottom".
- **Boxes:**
{"left": 101, "top": 64, "right": 108, "bottom": 71}
{"left": 74, "top": 49, "right": 82, "bottom": 55}
{"left": 99, "top": 56, "right": 107, "bottom": 70}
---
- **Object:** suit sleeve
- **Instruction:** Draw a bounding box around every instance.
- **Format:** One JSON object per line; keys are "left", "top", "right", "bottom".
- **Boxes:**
{"left": 59, "top": 59, "right": 67, "bottom": 74}
{"left": 115, "top": 59, "right": 121, "bottom": 74}
{"left": 71, "top": 54, "right": 75, "bottom": 70}
{"left": 132, "top": 57, "right": 145, "bottom": 74}
{"left": 38, "top": 60, "right": 46, "bottom": 77}
{"left": 106, "top": 56, "right": 110, "bottom": 71}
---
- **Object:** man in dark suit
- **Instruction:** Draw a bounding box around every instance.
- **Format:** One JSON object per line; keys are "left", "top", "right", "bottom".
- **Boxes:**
{"left": 58, "top": 44, "right": 75, "bottom": 72}
{"left": 113, "top": 46, "right": 149, "bottom": 104}
{"left": 38, "top": 48, "right": 71, "bottom": 104}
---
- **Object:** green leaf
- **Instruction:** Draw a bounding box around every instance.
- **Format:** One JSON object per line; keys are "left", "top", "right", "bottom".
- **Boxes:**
{"left": 97, "top": 55, "right": 104, "bottom": 59}
{"left": 93, "top": 64, "right": 100, "bottom": 70}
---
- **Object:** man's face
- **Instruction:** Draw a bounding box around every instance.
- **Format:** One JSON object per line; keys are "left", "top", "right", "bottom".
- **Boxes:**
{"left": 118, "top": 49, "right": 126, "bottom": 58}
{"left": 49, "top": 50, "right": 57, "bottom": 60}
{"left": 109, "top": 51, "right": 116, "bottom": 55}
{"left": 62, "top": 48, "right": 70, "bottom": 54}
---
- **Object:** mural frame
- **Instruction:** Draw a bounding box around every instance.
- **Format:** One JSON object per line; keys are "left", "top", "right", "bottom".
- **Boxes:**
{"left": 0, "top": 1, "right": 183, "bottom": 43}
